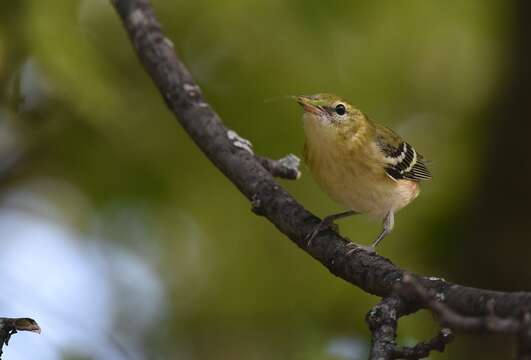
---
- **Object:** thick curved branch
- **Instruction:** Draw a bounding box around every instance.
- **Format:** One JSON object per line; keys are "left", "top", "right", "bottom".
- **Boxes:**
{"left": 111, "top": 0, "right": 531, "bottom": 355}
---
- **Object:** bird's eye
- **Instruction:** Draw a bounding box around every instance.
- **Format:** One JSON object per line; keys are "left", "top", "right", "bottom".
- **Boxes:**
{"left": 335, "top": 104, "right": 346, "bottom": 116}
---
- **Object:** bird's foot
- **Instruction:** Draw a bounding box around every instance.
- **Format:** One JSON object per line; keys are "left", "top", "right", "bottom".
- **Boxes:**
{"left": 306, "top": 220, "right": 339, "bottom": 247}
{"left": 345, "top": 242, "right": 376, "bottom": 255}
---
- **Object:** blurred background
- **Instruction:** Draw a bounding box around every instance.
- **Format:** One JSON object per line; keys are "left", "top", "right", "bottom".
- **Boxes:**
{"left": 0, "top": 0, "right": 529, "bottom": 359}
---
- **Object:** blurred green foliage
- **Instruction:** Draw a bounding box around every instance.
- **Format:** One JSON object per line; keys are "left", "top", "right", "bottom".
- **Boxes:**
{"left": 0, "top": 0, "right": 517, "bottom": 359}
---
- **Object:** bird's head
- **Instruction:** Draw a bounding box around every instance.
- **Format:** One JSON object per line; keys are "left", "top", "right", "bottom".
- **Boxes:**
{"left": 296, "top": 94, "right": 366, "bottom": 131}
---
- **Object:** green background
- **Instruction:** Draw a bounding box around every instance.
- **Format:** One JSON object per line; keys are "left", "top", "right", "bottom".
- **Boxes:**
{"left": 0, "top": 0, "right": 527, "bottom": 359}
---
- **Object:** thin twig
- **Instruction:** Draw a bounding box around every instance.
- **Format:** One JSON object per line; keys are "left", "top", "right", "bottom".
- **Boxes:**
{"left": 366, "top": 296, "right": 405, "bottom": 360}
{"left": 367, "top": 296, "right": 453, "bottom": 360}
{"left": 400, "top": 274, "right": 523, "bottom": 334}
{"left": 256, "top": 154, "right": 301, "bottom": 180}
{"left": 0, "top": 318, "right": 40, "bottom": 358}
{"left": 392, "top": 328, "right": 454, "bottom": 359}
{"left": 226, "top": 128, "right": 301, "bottom": 180}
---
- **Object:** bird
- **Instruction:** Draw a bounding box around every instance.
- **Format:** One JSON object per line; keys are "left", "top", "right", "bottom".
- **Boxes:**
{"left": 296, "top": 93, "right": 431, "bottom": 251}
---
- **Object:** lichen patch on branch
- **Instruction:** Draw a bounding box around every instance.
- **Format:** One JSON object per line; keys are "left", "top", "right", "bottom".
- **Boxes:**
{"left": 227, "top": 129, "right": 254, "bottom": 154}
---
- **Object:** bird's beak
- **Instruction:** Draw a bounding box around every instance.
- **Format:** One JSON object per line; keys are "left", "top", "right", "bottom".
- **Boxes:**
{"left": 296, "top": 96, "right": 324, "bottom": 115}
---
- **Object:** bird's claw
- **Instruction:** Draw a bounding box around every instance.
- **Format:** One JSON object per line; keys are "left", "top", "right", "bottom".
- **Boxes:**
{"left": 306, "top": 226, "right": 322, "bottom": 247}
{"left": 306, "top": 220, "right": 339, "bottom": 247}
{"left": 345, "top": 242, "right": 376, "bottom": 255}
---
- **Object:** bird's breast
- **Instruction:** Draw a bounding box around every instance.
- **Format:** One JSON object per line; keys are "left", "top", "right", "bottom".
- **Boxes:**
{"left": 304, "top": 128, "right": 419, "bottom": 219}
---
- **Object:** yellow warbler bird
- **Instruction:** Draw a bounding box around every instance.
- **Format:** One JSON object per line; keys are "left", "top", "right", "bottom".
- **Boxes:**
{"left": 297, "top": 94, "right": 431, "bottom": 251}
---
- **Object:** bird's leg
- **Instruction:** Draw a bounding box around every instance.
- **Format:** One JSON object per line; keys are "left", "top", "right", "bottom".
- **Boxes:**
{"left": 307, "top": 210, "right": 358, "bottom": 247}
{"left": 346, "top": 211, "right": 395, "bottom": 254}
{"left": 371, "top": 211, "right": 395, "bottom": 248}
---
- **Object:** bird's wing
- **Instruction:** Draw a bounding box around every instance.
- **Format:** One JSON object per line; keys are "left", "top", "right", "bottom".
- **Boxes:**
{"left": 374, "top": 125, "right": 431, "bottom": 181}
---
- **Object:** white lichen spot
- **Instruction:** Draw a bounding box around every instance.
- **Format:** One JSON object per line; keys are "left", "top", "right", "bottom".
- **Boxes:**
{"left": 129, "top": 9, "right": 145, "bottom": 26}
{"left": 183, "top": 83, "right": 201, "bottom": 98}
{"left": 426, "top": 276, "right": 446, "bottom": 282}
{"left": 389, "top": 308, "right": 397, "bottom": 320}
{"left": 183, "top": 83, "right": 197, "bottom": 92}
{"left": 435, "top": 292, "right": 446, "bottom": 302}
{"left": 234, "top": 140, "right": 253, "bottom": 153}
{"left": 163, "top": 37, "right": 174, "bottom": 48}
{"left": 278, "top": 154, "right": 301, "bottom": 178}
{"left": 440, "top": 328, "right": 452, "bottom": 337}
{"left": 227, "top": 130, "right": 253, "bottom": 154}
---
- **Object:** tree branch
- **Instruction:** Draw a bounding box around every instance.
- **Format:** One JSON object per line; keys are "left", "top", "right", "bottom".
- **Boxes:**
{"left": 0, "top": 318, "right": 40, "bottom": 358}
{"left": 0, "top": 149, "right": 40, "bottom": 357}
{"left": 392, "top": 328, "right": 454, "bottom": 360}
{"left": 399, "top": 274, "right": 531, "bottom": 359}
{"left": 111, "top": 0, "right": 531, "bottom": 357}
{"left": 226, "top": 129, "right": 301, "bottom": 180}
{"left": 366, "top": 296, "right": 404, "bottom": 360}
{"left": 400, "top": 274, "right": 524, "bottom": 334}
{"left": 366, "top": 296, "right": 453, "bottom": 359}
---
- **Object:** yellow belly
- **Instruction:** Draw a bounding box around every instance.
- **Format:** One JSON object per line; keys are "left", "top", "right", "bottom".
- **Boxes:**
{"left": 304, "top": 136, "right": 419, "bottom": 219}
